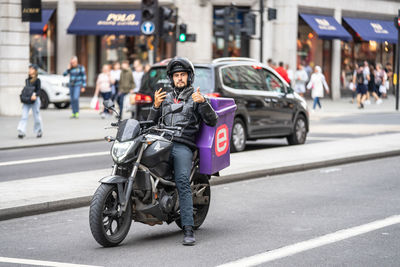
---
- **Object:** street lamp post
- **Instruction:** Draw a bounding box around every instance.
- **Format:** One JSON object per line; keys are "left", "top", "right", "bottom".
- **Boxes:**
{"left": 396, "top": 10, "right": 400, "bottom": 111}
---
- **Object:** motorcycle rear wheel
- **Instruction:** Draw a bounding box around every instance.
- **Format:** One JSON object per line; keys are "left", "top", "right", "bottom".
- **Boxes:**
{"left": 176, "top": 174, "right": 211, "bottom": 230}
{"left": 89, "top": 184, "right": 132, "bottom": 247}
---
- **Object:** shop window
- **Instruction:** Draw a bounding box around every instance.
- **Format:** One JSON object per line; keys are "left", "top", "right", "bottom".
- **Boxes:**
{"left": 212, "top": 6, "right": 250, "bottom": 59}
{"left": 29, "top": 11, "right": 56, "bottom": 73}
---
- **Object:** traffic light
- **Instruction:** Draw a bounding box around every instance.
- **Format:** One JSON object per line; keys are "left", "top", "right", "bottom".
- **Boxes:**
{"left": 178, "top": 24, "right": 187, "bottom": 42}
{"left": 141, "top": 0, "right": 159, "bottom": 35}
{"left": 159, "top": 6, "right": 175, "bottom": 37}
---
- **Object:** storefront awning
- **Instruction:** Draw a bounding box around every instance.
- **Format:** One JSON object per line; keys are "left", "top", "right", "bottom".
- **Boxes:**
{"left": 300, "top": 14, "right": 352, "bottom": 41}
{"left": 67, "top": 10, "right": 142, "bottom": 36}
{"left": 30, "top": 9, "right": 54, "bottom": 34}
{"left": 343, "top": 17, "right": 397, "bottom": 43}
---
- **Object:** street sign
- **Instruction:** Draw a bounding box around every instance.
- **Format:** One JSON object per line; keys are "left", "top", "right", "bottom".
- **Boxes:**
{"left": 141, "top": 21, "right": 155, "bottom": 35}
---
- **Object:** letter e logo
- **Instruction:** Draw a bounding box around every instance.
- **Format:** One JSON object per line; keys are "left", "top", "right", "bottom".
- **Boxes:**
{"left": 215, "top": 124, "right": 229, "bottom": 157}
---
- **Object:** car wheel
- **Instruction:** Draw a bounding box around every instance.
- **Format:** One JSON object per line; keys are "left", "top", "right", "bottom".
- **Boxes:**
{"left": 287, "top": 114, "right": 307, "bottom": 145}
{"left": 39, "top": 90, "right": 49, "bottom": 109}
{"left": 230, "top": 118, "right": 246, "bottom": 152}
{"left": 54, "top": 102, "right": 70, "bottom": 109}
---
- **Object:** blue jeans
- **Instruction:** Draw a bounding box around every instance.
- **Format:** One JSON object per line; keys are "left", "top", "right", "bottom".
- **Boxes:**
{"left": 117, "top": 93, "right": 127, "bottom": 118}
{"left": 170, "top": 142, "right": 194, "bottom": 227}
{"left": 17, "top": 98, "right": 42, "bottom": 134}
{"left": 101, "top": 92, "right": 112, "bottom": 113}
{"left": 69, "top": 85, "right": 81, "bottom": 114}
{"left": 313, "top": 97, "right": 321, "bottom": 109}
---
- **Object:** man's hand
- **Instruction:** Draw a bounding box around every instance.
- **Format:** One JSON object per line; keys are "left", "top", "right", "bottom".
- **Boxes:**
{"left": 154, "top": 88, "right": 166, "bottom": 108}
{"left": 31, "top": 93, "right": 37, "bottom": 101}
{"left": 81, "top": 87, "right": 85, "bottom": 93}
{"left": 192, "top": 87, "right": 205, "bottom": 103}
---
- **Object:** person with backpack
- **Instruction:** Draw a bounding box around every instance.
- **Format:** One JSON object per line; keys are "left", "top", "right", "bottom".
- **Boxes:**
{"left": 17, "top": 64, "right": 43, "bottom": 139}
{"left": 353, "top": 63, "right": 368, "bottom": 109}
{"left": 63, "top": 56, "right": 87, "bottom": 119}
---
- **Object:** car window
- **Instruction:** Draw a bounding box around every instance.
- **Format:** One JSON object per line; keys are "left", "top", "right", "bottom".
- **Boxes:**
{"left": 140, "top": 66, "right": 213, "bottom": 94}
{"left": 261, "top": 69, "right": 285, "bottom": 93}
{"left": 221, "top": 65, "right": 264, "bottom": 90}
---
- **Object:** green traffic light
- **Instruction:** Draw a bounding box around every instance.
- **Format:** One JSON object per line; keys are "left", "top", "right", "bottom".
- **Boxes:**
{"left": 179, "top": 33, "right": 186, "bottom": 42}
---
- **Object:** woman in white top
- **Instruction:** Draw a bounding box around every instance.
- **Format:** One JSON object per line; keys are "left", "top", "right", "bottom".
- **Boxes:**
{"left": 294, "top": 64, "right": 308, "bottom": 97}
{"left": 307, "top": 66, "right": 330, "bottom": 111}
{"left": 94, "top": 64, "right": 115, "bottom": 118}
{"left": 110, "top": 61, "right": 121, "bottom": 101}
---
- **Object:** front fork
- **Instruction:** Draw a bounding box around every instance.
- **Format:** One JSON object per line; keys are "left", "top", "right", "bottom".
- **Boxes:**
{"left": 117, "top": 143, "right": 147, "bottom": 214}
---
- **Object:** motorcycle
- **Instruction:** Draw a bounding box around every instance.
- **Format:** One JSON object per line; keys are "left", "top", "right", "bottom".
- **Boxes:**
{"left": 89, "top": 100, "right": 211, "bottom": 247}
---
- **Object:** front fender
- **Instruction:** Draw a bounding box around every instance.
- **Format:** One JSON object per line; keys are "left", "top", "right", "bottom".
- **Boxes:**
{"left": 99, "top": 175, "right": 127, "bottom": 184}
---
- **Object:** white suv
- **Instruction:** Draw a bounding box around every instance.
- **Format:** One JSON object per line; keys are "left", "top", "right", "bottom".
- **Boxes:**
{"left": 37, "top": 67, "right": 70, "bottom": 109}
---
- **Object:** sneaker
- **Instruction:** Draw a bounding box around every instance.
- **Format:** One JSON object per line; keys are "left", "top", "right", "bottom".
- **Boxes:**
{"left": 376, "top": 99, "right": 383, "bottom": 105}
{"left": 101, "top": 112, "right": 106, "bottom": 119}
{"left": 182, "top": 226, "right": 195, "bottom": 246}
{"left": 36, "top": 131, "right": 42, "bottom": 138}
{"left": 17, "top": 132, "right": 25, "bottom": 139}
{"left": 70, "top": 113, "right": 76, "bottom": 119}
{"left": 74, "top": 112, "right": 79, "bottom": 119}
{"left": 364, "top": 100, "right": 371, "bottom": 105}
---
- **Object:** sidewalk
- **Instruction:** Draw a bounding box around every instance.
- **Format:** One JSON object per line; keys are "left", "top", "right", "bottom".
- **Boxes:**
{"left": 0, "top": 96, "right": 399, "bottom": 150}
{"left": 1, "top": 132, "right": 400, "bottom": 220}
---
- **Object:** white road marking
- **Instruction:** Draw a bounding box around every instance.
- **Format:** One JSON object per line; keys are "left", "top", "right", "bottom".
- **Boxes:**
{"left": 320, "top": 167, "right": 342, "bottom": 173}
{"left": 0, "top": 151, "right": 109, "bottom": 167}
{"left": 0, "top": 256, "right": 103, "bottom": 267}
{"left": 217, "top": 214, "right": 400, "bottom": 267}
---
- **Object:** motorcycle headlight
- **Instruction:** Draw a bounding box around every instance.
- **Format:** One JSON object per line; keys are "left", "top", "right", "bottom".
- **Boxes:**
{"left": 111, "top": 140, "right": 135, "bottom": 163}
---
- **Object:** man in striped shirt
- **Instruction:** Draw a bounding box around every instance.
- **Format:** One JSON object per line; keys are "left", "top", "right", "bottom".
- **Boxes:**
{"left": 63, "top": 56, "right": 87, "bottom": 118}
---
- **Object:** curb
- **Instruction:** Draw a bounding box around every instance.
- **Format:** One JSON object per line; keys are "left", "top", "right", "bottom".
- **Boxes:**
{"left": 1, "top": 149, "right": 400, "bottom": 221}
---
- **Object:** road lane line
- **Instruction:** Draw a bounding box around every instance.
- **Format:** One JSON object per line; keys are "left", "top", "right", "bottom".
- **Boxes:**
{"left": 217, "top": 214, "right": 400, "bottom": 267}
{"left": 0, "top": 151, "right": 109, "bottom": 167}
{"left": 0, "top": 256, "right": 103, "bottom": 267}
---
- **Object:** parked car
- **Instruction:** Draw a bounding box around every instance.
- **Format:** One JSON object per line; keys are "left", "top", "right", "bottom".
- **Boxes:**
{"left": 37, "top": 67, "right": 70, "bottom": 109}
{"left": 132, "top": 57, "right": 309, "bottom": 152}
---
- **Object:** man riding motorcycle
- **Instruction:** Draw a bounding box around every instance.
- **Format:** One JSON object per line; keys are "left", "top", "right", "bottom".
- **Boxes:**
{"left": 148, "top": 57, "right": 218, "bottom": 245}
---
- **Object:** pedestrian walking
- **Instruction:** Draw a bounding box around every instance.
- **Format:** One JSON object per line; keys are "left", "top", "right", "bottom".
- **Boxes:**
{"left": 307, "top": 66, "right": 330, "bottom": 111}
{"left": 343, "top": 64, "right": 356, "bottom": 103}
{"left": 368, "top": 64, "right": 383, "bottom": 104}
{"left": 17, "top": 64, "right": 43, "bottom": 139}
{"left": 376, "top": 63, "right": 388, "bottom": 99}
{"left": 293, "top": 64, "right": 308, "bottom": 97}
{"left": 132, "top": 59, "right": 144, "bottom": 92}
{"left": 362, "top": 61, "right": 371, "bottom": 105}
{"left": 110, "top": 61, "right": 121, "bottom": 102}
{"left": 63, "top": 56, "right": 87, "bottom": 119}
{"left": 118, "top": 60, "right": 135, "bottom": 118}
{"left": 353, "top": 63, "right": 368, "bottom": 109}
{"left": 275, "top": 62, "right": 291, "bottom": 84}
{"left": 94, "top": 64, "right": 115, "bottom": 119}
{"left": 384, "top": 63, "right": 393, "bottom": 97}
{"left": 285, "top": 64, "right": 294, "bottom": 87}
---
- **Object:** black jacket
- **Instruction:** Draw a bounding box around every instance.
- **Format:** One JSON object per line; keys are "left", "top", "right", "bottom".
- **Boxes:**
{"left": 26, "top": 76, "right": 41, "bottom": 95}
{"left": 148, "top": 86, "right": 218, "bottom": 149}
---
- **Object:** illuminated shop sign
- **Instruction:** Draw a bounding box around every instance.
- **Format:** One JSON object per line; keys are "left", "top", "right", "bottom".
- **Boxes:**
{"left": 97, "top": 13, "right": 140, "bottom": 26}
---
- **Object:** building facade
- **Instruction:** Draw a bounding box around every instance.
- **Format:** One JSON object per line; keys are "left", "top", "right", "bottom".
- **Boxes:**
{"left": 0, "top": 0, "right": 399, "bottom": 115}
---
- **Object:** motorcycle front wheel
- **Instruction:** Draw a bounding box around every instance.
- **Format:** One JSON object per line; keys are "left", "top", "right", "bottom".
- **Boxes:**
{"left": 89, "top": 184, "right": 132, "bottom": 247}
{"left": 176, "top": 174, "right": 211, "bottom": 230}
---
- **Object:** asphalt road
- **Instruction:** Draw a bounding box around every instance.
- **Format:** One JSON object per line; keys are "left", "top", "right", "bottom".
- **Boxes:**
{"left": 1, "top": 112, "right": 399, "bottom": 182}
{"left": 1, "top": 156, "right": 399, "bottom": 267}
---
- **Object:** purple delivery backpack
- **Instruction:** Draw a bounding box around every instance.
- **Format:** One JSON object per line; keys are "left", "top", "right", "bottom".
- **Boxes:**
{"left": 196, "top": 97, "right": 237, "bottom": 175}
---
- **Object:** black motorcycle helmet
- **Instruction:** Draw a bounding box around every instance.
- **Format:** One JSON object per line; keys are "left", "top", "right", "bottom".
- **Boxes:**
{"left": 166, "top": 57, "right": 195, "bottom": 88}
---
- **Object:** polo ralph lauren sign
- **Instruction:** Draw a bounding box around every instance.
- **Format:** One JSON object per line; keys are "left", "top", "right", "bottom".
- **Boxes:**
{"left": 315, "top": 18, "right": 336, "bottom": 31}
{"left": 21, "top": 0, "right": 42, "bottom": 22}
